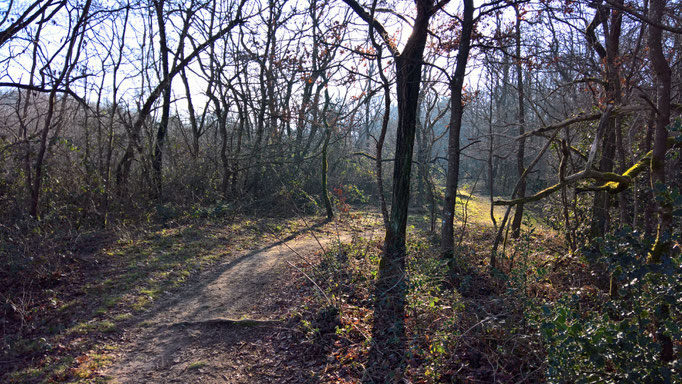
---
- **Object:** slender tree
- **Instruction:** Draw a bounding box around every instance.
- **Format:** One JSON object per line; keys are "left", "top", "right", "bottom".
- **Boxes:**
{"left": 510, "top": 3, "right": 527, "bottom": 238}
{"left": 441, "top": 0, "right": 475, "bottom": 257}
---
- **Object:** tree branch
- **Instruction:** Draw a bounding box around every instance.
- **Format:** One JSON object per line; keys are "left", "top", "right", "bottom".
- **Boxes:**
{"left": 495, "top": 137, "right": 681, "bottom": 205}
{"left": 516, "top": 104, "right": 641, "bottom": 140}
{"left": 0, "top": 82, "right": 87, "bottom": 106}
{"left": 603, "top": 0, "right": 682, "bottom": 35}
{"left": 341, "top": 0, "right": 400, "bottom": 57}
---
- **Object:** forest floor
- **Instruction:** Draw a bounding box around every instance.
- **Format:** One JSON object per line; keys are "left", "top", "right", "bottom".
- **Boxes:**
{"left": 2, "top": 195, "right": 574, "bottom": 383}
{"left": 2, "top": 207, "right": 384, "bottom": 383}
{"left": 102, "top": 214, "right": 381, "bottom": 384}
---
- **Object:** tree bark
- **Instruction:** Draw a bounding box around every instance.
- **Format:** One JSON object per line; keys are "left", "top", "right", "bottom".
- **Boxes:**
{"left": 321, "top": 87, "right": 334, "bottom": 220}
{"left": 647, "top": 0, "right": 673, "bottom": 363}
{"left": 441, "top": 0, "right": 474, "bottom": 257}
{"left": 510, "top": 4, "right": 526, "bottom": 239}
{"left": 647, "top": 0, "right": 672, "bottom": 264}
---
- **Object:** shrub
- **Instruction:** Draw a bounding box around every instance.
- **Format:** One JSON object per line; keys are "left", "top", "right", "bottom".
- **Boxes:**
{"left": 538, "top": 225, "right": 681, "bottom": 383}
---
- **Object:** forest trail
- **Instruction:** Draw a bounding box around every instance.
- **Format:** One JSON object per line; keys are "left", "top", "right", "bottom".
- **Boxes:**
{"left": 104, "top": 223, "right": 364, "bottom": 383}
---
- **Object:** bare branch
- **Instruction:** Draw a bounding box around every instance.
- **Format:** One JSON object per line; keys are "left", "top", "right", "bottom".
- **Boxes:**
{"left": 341, "top": 0, "right": 400, "bottom": 57}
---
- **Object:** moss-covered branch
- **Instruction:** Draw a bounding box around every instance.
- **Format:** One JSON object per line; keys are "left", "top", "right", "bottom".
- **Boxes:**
{"left": 494, "top": 137, "right": 681, "bottom": 206}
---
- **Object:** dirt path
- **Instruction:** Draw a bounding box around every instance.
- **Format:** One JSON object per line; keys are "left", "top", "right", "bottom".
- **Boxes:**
{"left": 104, "top": 226, "right": 356, "bottom": 383}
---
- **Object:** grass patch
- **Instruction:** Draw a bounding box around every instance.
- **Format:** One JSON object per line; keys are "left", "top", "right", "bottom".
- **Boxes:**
{"left": 8, "top": 367, "right": 43, "bottom": 382}
{"left": 67, "top": 319, "right": 117, "bottom": 335}
{"left": 70, "top": 352, "right": 112, "bottom": 380}
{"left": 187, "top": 361, "right": 208, "bottom": 370}
{"left": 97, "top": 320, "right": 117, "bottom": 333}
{"left": 95, "top": 296, "right": 121, "bottom": 315}
{"left": 113, "top": 313, "right": 132, "bottom": 322}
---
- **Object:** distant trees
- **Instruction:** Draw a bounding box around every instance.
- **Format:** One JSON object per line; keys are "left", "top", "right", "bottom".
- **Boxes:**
{"left": 1, "top": 0, "right": 362, "bottom": 223}
{"left": 11, "top": 0, "right": 93, "bottom": 218}
{"left": 488, "top": 0, "right": 680, "bottom": 264}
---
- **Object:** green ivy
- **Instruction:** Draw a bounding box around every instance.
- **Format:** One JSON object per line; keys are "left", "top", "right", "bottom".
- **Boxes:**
{"left": 537, "top": 218, "right": 681, "bottom": 383}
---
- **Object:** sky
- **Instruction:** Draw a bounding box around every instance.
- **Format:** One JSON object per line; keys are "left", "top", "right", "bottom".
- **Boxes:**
{"left": 0, "top": 0, "right": 557, "bottom": 126}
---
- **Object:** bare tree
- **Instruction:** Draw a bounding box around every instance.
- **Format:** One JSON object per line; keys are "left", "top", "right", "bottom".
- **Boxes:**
{"left": 342, "top": 0, "right": 449, "bottom": 379}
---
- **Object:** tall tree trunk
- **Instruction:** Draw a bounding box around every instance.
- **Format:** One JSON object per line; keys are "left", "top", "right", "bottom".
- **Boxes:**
{"left": 648, "top": 0, "right": 673, "bottom": 363}
{"left": 151, "top": 0, "right": 171, "bottom": 199}
{"left": 342, "top": 0, "right": 447, "bottom": 380}
{"left": 586, "top": 2, "right": 625, "bottom": 237}
{"left": 510, "top": 4, "right": 526, "bottom": 239}
{"left": 647, "top": 0, "right": 672, "bottom": 261}
{"left": 589, "top": 130, "right": 615, "bottom": 237}
{"left": 321, "top": 130, "right": 333, "bottom": 220}
{"left": 219, "top": 108, "right": 231, "bottom": 197}
{"left": 441, "top": 0, "right": 474, "bottom": 257}
{"left": 607, "top": 0, "right": 629, "bottom": 227}
{"left": 363, "top": 61, "right": 374, "bottom": 150}
{"left": 644, "top": 113, "right": 655, "bottom": 236}
{"left": 375, "top": 65, "right": 391, "bottom": 229}
{"left": 415, "top": 107, "right": 426, "bottom": 207}
{"left": 181, "top": 67, "right": 201, "bottom": 158}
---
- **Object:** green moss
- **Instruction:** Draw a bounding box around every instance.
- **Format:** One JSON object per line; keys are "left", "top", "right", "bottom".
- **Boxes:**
{"left": 98, "top": 320, "right": 117, "bottom": 333}
{"left": 187, "top": 361, "right": 208, "bottom": 370}
{"left": 131, "top": 295, "right": 153, "bottom": 311}
{"left": 58, "top": 300, "right": 77, "bottom": 313}
{"left": 8, "top": 367, "right": 42, "bottom": 382}
{"left": 113, "top": 313, "right": 132, "bottom": 322}
{"left": 68, "top": 320, "right": 117, "bottom": 335}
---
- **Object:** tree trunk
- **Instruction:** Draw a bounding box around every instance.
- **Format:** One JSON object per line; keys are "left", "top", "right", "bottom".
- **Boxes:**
{"left": 321, "top": 88, "right": 334, "bottom": 220}
{"left": 647, "top": 0, "right": 673, "bottom": 363}
{"left": 151, "top": 0, "right": 171, "bottom": 199}
{"left": 647, "top": 0, "right": 672, "bottom": 263}
{"left": 181, "top": 67, "right": 201, "bottom": 158}
{"left": 644, "top": 113, "right": 655, "bottom": 236}
{"left": 441, "top": 0, "right": 474, "bottom": 257}
{"left": 607, "top": 1, "right": 629, "bottom": 228}
{"left": 341, "top": 0, "right": 447, "bottom": 379}
{"left": 510, "top": 4, "right": 526, "bottom": 239}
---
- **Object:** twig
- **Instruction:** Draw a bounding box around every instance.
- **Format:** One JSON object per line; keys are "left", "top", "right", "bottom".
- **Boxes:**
{"left": 285, "top": 259, "right": 332, "bottom": 307}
